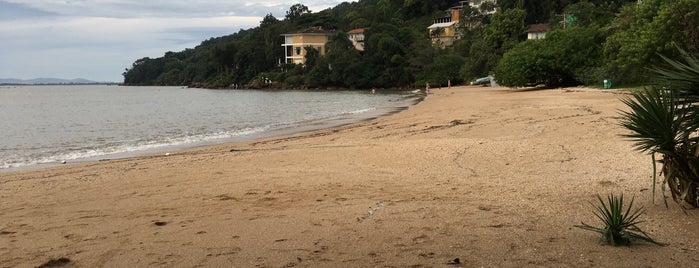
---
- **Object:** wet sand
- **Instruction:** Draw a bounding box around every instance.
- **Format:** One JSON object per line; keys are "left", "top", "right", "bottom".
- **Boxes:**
{"left": 1, "top": 86, "right": 698, "bottom": 267}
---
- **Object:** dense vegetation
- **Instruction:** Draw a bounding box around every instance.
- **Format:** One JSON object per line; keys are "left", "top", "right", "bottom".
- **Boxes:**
{"left": 123, "top": 0, "right": 699, "bottom": 89}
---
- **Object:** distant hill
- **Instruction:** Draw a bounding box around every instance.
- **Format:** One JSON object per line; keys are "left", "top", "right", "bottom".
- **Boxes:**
{"left": 0, "top": 78, "right": 113, "bottom": 85}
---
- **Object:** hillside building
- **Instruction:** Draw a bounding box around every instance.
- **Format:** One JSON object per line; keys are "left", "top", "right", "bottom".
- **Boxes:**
{"left": 347, "top": 28, "right": 365, "bottom": 51}
{"left": 428, "top": 0, "right": 496, "bottom": 47}
{"left": 428, "top": 5, "right": 463, "bottom": 47}
{"left": 526, "top": 23, "right": 550, "bottom": 40}
{"left": 281, "top": 27, "right": 332, "bottom": 65}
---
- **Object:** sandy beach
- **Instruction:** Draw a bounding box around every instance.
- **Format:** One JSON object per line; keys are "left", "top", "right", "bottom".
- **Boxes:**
{"left": 1, "top": 85, "right": 698, "bottom": 267}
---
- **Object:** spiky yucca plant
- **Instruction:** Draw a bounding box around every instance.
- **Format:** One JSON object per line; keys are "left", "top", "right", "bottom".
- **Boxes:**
{"left": 619, "top": 48, "right": 699, "bottom": 208}
{"left": 576, "top": 194, "right": 665, "bottom": 246}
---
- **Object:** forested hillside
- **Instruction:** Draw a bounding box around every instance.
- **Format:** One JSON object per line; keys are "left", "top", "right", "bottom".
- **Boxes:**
{"left": 122, "top": 0, "right": 699, "bottom": 89}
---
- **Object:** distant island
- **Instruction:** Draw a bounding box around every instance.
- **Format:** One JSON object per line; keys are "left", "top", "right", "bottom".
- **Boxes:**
{"left": 0, "top": 78, "right": 119, "bottom": 85}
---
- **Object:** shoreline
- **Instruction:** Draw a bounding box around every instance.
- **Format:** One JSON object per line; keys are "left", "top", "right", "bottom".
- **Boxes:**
{"left": 0, "top": 89, "right": 423, "bottom": 174}
{"left": 2, "top": 85, "right": 697, "bottom": 267}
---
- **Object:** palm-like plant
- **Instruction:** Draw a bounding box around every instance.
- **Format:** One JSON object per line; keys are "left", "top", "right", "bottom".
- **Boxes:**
{"left": 619, "top": 48, "right": 699, "bottom": 208}
{"left": 576, "top": 194, "right": 665, "bottom": 246}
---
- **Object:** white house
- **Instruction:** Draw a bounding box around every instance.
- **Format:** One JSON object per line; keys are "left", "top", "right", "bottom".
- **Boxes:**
{"left": 526, "top": 23, "right": 550, "bottom": 40}
{"left": 347, "top": 28, "right": 365, "bottom": 51}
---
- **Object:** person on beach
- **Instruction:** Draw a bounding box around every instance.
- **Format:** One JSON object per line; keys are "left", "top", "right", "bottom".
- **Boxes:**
{"left": 448, "top": 79, "right": 451, "bottom": 89}
{"left": 425, "top": 82, "right": 430, "bottom": 93}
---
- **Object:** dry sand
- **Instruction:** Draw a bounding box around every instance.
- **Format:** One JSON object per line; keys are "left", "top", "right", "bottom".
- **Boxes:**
{"left": 1, "top": 86, "right": 698, "bottom": 267}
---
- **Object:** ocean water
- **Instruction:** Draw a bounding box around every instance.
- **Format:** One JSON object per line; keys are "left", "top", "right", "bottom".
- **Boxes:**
{"left": 0, "top": 85, "right": 417, "bottom": 170}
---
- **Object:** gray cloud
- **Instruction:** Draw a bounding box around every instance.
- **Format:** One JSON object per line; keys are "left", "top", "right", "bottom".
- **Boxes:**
{"left": 0, "top": 1, "right": 347, "bottom": 82}
{"left": 0, "top": 16, "right": 262, "bottom": 81}
{"left": 0, "top": 1, "right": 56, "bottom": 20}
{"left": 3, "top": 0, "right": 343, "bottom": 19}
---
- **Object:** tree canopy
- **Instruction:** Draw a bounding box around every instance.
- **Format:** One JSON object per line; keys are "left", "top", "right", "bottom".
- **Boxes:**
{"left": 122, "top": 0, "right": 699, "bottom": 89}
{"left": 495, "top": 26, "right": 604, "bottom": 87}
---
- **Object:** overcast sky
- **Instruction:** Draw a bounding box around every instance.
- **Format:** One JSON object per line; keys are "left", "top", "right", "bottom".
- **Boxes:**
{"left": 0, "top": 0, "right": 347, "bottom": 82}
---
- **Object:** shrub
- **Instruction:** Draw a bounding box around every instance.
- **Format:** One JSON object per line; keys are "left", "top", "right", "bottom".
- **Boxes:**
{"left": 576, "top": 194, "right": 665, "bottom": 246}
{"left": 494, "top": 26, "right": 604, "bottom": 87}
{"left": 620, "top": 48, "right": 699, "bottom": 208}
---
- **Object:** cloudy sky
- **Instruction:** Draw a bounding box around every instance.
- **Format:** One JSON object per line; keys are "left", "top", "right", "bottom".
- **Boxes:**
{"left": 0, "top": 0, "right": 347, "bottom": 82}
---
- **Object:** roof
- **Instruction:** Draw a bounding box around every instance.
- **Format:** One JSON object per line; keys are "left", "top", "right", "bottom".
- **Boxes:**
{"left": 526, "top": 23, "right": 551, "bottom": 33}
{"left": 281, "top": 26, "right": 333, "bottom": 36}
{"left": 427, "top": 21, "right": 457, "bottom": 29}
{"left": 347, "top": 28, "right": 365, "bottom": 34}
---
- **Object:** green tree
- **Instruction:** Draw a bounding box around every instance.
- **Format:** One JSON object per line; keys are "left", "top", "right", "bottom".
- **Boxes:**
{"left": 498, "top": 0, "right": 552, "bottom": 24}
{"left": 427, "top": 53, "right": 466, "bottom": 86}
{"left": 306, "top": 56, "right": 330, "bottom": 87}
{"left": 463, "top": 8, "right": 526, "bottom": 80}
{"left": 325, "top": 31, "right": 364, "bottom": 87}
{"left": 494, "top": 26, "right": 604, "bottom": 87}
{"left": 304, "top": 46, "right": 321, "bottom": 70}
{"left": 499, "top": 0, "right": 637, "bottom": 25}
{"left": 401, "top": 0, "right": 454, "bottom": 18}
{"left": 491, "top": 40, "right": 540, "bottom": 87}
{"left": 363, "top": 23, "right": 411, "bottom": 87}
{"left": 563, "top": 2, "right": 616, "bottom": 27}
{"left": 285, "top": 4, "right": 311, "bottom": 20}
{"left": 604, "top": 0, "right": 699, "bottom": 85}
{"left": 408, "top": 37, "right": 438, "bottom": 85}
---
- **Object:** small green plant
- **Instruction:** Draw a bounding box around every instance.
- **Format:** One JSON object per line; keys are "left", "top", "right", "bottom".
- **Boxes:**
{"left": 576, "top": 194, "right": 666, "bottom": 246}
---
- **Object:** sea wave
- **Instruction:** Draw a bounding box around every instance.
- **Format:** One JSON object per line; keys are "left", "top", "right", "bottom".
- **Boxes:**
{"left": 0, "top": 86, "right": 417, "bottom": 172}
{"left": 346, "top": 108, "right": 374, "bottom": 115}
{"left": 0, "top": 126, "right": 270, "bottom": 170}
